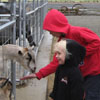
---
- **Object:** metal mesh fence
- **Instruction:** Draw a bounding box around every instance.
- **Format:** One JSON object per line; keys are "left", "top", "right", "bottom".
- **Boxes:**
{"left": 0, "top": 21, "right": 15, "bottom": 77}
{"left": 0, "top": 0, "right": 48, "bottom": 79}
{"left": 0, "top": 0, "right": 48, "bottom": 99}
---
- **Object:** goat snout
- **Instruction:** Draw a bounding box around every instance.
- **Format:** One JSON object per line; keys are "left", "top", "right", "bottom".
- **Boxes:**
{"left": 31, "top": 67, "right": 36, "bottom": 73}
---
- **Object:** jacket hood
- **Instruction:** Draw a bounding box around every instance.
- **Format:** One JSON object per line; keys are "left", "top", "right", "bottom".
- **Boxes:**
{"left": 65, "top": 39, "right": 86, "bottom": 67}
{"left": 43, "top": 9, "right": 70, "bottom": 34}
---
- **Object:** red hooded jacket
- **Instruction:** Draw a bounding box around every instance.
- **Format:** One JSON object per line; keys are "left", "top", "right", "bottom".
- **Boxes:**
{"left": 36, "top": 9, "right": 100, "bottom": 79}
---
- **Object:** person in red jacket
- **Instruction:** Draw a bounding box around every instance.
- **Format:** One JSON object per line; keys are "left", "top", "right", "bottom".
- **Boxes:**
{"left": 21, "top": 9, "right": 100, "bottom": 100}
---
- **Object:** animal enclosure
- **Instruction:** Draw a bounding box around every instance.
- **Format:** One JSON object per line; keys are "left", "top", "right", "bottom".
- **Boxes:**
{"left": 0, "top": 0, "right": 48, "bottom": 99}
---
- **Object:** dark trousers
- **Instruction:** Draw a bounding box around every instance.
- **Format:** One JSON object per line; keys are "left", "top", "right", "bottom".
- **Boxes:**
{"left": 84, "top": 75, "right": 100, "bottom": 100}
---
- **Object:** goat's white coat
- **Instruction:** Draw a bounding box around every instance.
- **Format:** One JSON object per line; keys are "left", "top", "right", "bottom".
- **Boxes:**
{"left": 0, "top": 44, "right": 36, "bottom": 76}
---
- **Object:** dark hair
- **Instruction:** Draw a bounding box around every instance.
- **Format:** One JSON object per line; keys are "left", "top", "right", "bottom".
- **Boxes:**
{"left": 60, "top": 33, "right": 66, "bottom": 38}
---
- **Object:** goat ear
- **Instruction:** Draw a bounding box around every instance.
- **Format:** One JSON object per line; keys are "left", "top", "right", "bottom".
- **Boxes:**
{"left": 18, "top": 50, "right": 23, "bottom": 55}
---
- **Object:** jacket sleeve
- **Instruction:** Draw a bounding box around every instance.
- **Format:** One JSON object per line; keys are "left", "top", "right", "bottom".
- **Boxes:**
{"left": 36, "top": 54, "right": 59, "bottom": 79}
{"left": 73, "top": 28, "right": 100, "bottom": 56}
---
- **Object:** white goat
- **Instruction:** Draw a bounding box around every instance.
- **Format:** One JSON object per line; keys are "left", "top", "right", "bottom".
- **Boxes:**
{"left": 0, "top": 44, "right": 36, "bottom": 73}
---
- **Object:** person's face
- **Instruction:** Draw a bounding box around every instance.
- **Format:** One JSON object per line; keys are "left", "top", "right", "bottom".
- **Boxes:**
{"left": 56, "top": 47, "right": 66, "bottom": 65}
{"left": 49, "top": 31, "right": 61, "bottom": 37}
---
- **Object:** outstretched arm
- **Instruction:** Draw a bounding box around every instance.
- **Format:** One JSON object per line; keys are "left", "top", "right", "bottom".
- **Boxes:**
{"left": 20, "top": 73, "right": 37, "bottom": 80}
{"left": 20, "top": 54, "right": 59, "bottom": 80}
{"left": 35, "top": 54, "right": 59, "bottom": 79}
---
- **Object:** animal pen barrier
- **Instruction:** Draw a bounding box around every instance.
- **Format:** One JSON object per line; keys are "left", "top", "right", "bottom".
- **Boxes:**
{"left": 0, "top": 0, "right": 48, "bottom": 100}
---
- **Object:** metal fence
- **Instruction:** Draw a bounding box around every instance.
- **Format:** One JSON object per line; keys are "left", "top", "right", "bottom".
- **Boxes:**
{"left": 0, "top": 0, "right": 48, "bottom": 99}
